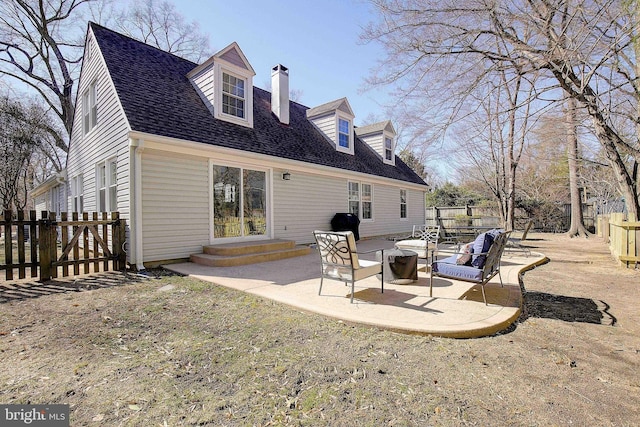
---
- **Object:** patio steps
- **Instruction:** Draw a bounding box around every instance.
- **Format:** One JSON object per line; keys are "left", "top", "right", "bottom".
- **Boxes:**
{"left": 190, "top": 239, "right": 311, "bottom": 267}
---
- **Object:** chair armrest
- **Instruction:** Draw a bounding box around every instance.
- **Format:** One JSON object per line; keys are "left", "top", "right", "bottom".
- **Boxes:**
{"left": 356, "top": 248, "right": 385, "bottom": 255}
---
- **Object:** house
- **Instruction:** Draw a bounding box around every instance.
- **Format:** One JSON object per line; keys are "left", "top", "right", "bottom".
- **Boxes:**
{"left": 56, "top": 23, "right": 428, "bottom": 269}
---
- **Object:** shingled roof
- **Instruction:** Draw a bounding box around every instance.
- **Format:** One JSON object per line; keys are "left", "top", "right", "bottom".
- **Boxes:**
{"left": 89, "top": 22, "right": 427, "bottom": 186}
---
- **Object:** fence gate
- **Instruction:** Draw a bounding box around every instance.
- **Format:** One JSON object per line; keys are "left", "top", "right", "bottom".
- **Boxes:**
{"left": 1, "top": 210, "right": 126, "bottom": 281}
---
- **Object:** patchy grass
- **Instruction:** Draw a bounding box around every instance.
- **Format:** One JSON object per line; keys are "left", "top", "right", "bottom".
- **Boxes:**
{"left": 1, "top": 234, "right": 640, "bottom": 425}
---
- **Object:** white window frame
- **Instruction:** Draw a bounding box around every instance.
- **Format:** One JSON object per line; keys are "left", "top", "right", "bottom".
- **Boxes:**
{"left": 96, "top": 158, "right": 117, "bottom": 212}
{"left": 348, "top": 181, "right": 373, "bottom": 221}
{"left": 336, "top": 114, "right": 354, "bottom": 155}
{"left": 213, "top": 63, "right": 254, "bottom": 128}
{"left": 71, "top": 174, "right": 84, "bottom": 213}
{"left": 221, "top": 72, "right": 246, "bottom": 119}
{"left": 83, "top": 81, "right": 97, "bottom": 135}
{"left": 400, "top": 189, "right": 407, "bottom": 219}
{"left": 384, "top": 136, "right": 394, "bottom": 163}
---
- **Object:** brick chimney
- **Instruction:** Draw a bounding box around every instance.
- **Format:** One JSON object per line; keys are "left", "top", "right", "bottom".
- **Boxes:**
{"left": 271, "top": 64, "right": 289, "bottom": 124}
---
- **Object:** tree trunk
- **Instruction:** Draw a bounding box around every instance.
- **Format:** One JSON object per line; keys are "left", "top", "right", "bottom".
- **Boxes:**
{"left": 565, "top": 96, "right": 591, "bottom": 237}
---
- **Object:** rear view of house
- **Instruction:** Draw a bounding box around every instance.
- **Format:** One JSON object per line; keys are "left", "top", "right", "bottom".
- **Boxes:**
{"left": 61, "top": 23, "right": 427, "bottom": 268}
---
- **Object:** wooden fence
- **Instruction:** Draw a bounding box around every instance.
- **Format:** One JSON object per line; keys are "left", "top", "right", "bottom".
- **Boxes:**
{"left": 597, "top": 213, "right": 640, "bottom": 269}
{"left": 1, "top": 210, "right": 126, "bottom": 281}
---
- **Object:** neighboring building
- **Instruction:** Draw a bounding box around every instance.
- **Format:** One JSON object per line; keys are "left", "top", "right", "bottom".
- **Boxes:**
{"left": 53, "top": 23, "right": 428, "bottom": 268}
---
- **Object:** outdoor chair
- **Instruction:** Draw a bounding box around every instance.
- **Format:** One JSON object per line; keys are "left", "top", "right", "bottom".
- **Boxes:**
{"left": 394, "top": 225, "right": 441, "bottom": 259}
{"left": 313, "top": 230, "right": 384, "bottom": 303}
{"left": 506, "top": 220, "right": 533, "bottom": 256}
{"left": 430, "top": 230, "right": 511, "bottom": 305}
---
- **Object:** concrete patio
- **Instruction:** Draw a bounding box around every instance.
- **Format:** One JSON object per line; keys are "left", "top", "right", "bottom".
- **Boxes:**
{"left": 165, "top": 238, "right": 548, "bottom": 338}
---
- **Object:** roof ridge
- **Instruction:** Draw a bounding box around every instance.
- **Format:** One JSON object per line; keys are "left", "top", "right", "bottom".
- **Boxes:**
{"left": 88, "top": 21, "right": 198, "bottom": 66}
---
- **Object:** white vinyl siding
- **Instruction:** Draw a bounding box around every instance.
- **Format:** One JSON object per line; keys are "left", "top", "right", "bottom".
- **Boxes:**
{"left": 274, "top": 169, "right": 425, "bottom": 243}
{"left": 66, "top": 27, "right": 131, "bottom": 250}
{"left": 308, "top": 113, "right": 335, "bottom": 146}
{"left": 141, "top": 150, "right": 210, "bottom": 262}
{"left": 273, "top": 172, "right": 345, "bottom": 243}
{"left": 189, "top": 67, "right": 215, "bottom": 114}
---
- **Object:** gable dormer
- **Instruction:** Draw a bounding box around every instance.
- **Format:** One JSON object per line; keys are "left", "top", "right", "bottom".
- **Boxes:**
{"left": 354, "top": 120, "right": 397, "bottom": 166}
{"left": 187, "top": 42, "right": 256, "bottom": 128}
{"left": 306, "top": 98, "right": 355, "bottom": 155}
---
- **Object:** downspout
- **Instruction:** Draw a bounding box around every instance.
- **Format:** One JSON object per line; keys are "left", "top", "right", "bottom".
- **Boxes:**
{"left": 129, "top": 138, "right": 145, "bottom": 271}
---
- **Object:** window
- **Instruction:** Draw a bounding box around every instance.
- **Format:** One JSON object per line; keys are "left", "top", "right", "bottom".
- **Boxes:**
{"left": 222, "top": 72, "right": 245, "bottom": 118}
{"left": 362, "top": 184, "right": 372, "bottom": 220}
{"left": 348, "top": 181, "right": 373, "bottom": 220}
{"left": 83, "top": 82, "right": 97, "bottom": 134}
{"left": 97, "top": 159, "right": 117, "bottom": 212}
{"left": 385, "top": 137, "right": 393, "bottom": 161}
{"left": 71, "top": 174, "right": 84, "bottom": 212}
{"left": 348, "top": 182, "right": 359, "bottom": 217}
{"left": 338, "top": 118, "right": 350, "bottom": 148}
{"left": 400, "top": 189, "right": 407, "bottom": 219}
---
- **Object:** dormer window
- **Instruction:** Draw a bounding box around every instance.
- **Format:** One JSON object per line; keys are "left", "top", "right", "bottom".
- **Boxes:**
{"left": 385, "top": 137, "right": 393, "bottom": 161}
{"left": 354, "top": 120, "right": 396, "bottom": 165}
{"left": 338, "top": 118, "right": 350, "bottom": 148}
{"left": 222, "top": 72, "right": 245, "bottom": 119}
{"left": 187, "top": 42, "right": 255, "bottom": 128}
{"left": 307, "top": 97, "right": 355, "bottom": 155}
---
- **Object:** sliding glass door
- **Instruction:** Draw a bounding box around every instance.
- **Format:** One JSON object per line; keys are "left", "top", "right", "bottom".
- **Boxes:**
{"left": 212, "top": 165, "right": 267, "bottom": 239}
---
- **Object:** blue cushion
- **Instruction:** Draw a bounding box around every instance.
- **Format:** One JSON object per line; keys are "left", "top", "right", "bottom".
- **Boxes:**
{"left": 432, "top": 257, "right": 484, "bottom": 281}
{"left": 471, "top": 232, "right": 494, "bottom": 268}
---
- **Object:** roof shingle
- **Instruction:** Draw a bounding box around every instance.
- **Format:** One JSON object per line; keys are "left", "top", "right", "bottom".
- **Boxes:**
{"left": 90, "top": 22, "right": 427, "bottom": 186}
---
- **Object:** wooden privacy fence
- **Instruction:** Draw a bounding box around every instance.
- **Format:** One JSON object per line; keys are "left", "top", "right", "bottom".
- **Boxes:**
{"left": 1, "top": 210, "right": 126, "bottom": 281}
{"left": 597, "top": 213, "right": 640, "bottom": 269}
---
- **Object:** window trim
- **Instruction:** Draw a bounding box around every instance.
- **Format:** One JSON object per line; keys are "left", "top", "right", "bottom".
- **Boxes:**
{"left": 400, "top": 189, "right": 407, "bottom": 220}
{"left": 213, "top": 64, "right": 254, "bottom": 128}
{"left": 83, "top": 81, "right": 97, "bottom": 135}
{"left": 336, "top": 114, "right": 354, "bottom": 155}
{"left": 96, "top": 158, "right": 117, "bottom": 212}
{"left": 71, "top": 174, "right": 84, "bottom": 213}
{"left": 221, "top": 71, "right": 246, "bottom": 119}
{"left": 348, "top": 181, "right": 374, "bottom": 221}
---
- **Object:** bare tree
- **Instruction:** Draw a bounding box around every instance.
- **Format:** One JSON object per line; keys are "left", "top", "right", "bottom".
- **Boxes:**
{"left": 0, "top": 0, "right": 93, "bottom": 148}
{"left": 565, "top": 95, "right": 591, "bottom": 237}
{"left": 114, "top": 0, "right": 211, "bottom": 63}
{"left": 0, "top": 96, "right": 39, "bottom": 210}
{"left": 364, "top": 0, "right": 640, "bottom": 220}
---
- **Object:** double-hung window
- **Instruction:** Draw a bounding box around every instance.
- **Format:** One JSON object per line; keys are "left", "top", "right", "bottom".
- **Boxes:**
{"left": 222, "top": 72, "right": 245, "bottom": 119}
{"left": 348, "top": 181, "right": 373, "bottom": 220}
{"left": 361, "top": 184, "right": 372, "bottom": 220}
{"left": 71, "top": 174, "right": 84, "bottom": 212}
{"left": 83, "top": 82, "right": 97, "bottom": 134}
{"left": 97, "top": 159, "right": 117, "bottom": 212}
{"left": 338, "top": 118, "right": 350, "bottom": 148}
{"left": 385, "top": 137, "right": 393, "bottom": 161}
{"left": 400, "top": 189, "right": 407, "bottom": 219}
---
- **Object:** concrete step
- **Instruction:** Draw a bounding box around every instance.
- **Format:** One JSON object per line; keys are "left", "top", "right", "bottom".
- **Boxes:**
{"left": 191, "top": 240, "right": 311, "bottom": 267}
{"left": 202, "top": 239, "right": 296, "bottom": 256}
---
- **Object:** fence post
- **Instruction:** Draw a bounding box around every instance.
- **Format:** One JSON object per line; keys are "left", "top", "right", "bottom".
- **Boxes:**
{"left": 3, "top": 210, "right": 13, "bottom": 280}
{"left": 38, "top": 211, "right": 52, "bottom": 281}
{"left": 29, "top": 210, "right": 37, "bottom": 277}
{"left": 111, "top": 212, "right": 127, "bottom": 271}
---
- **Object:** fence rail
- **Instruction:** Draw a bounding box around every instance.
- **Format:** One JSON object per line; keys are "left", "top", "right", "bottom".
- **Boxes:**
{"left": 1, "top": 210, "right": 126, "bottom": 281}
{"left": 597, "top": 213, "right": 640, "bottom": 269}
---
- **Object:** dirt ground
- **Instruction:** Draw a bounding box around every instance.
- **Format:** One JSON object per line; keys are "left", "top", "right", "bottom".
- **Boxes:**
{"left": 0, "top": 233, "right": 639, "bottom": 426}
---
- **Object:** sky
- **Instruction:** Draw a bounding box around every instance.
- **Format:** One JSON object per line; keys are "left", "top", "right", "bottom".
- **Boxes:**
{"left": 173, "top": 0, "right": 392, "bottom": 126}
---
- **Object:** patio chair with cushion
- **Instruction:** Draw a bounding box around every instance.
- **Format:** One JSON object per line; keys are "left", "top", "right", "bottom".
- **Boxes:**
{"left": 394, "top": 225, "right": 441, "bottom": 259}
{"left": 313, "top": 230, "right": 384, "bottom": 303}
{"left": 430, "top": 229, "right": 511, "bottom": 305}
